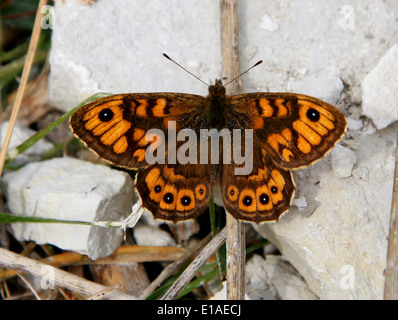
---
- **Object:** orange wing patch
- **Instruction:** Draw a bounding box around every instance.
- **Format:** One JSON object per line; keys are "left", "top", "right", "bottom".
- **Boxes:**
{"left": 176, "top": 189, "right": 195, "bottom": 212}
{"left": 195, "top": 184, "right": 206, "bottom": 200}
{"left": 239, "top": 189, "right": 257, "bottom": 213}
{"left": 257, "top": 98, "right": 291, "bottom": 118}
{"left": 136, "top": 99, "right": 148, "bottom": 117}
{"left": 152, "top": 98, "right": 168, "bottom": 117}
{"left": 258, "top": 99, "right": 273, "bottom": 117}
{"left": 113, "top": 136, "right": 128, "bottom": 154}
{"left": 100, "top": 120, "right": 131, "bottom": 146}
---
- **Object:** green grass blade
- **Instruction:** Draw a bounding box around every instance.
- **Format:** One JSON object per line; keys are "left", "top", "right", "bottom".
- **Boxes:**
{"left": 0, "top": 212, "right": 92, "bottom": 226}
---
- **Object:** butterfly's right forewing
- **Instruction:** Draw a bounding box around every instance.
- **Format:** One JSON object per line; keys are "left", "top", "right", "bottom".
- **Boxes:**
{"left": 69, "top": 93, "right": 205, "bottom": 169}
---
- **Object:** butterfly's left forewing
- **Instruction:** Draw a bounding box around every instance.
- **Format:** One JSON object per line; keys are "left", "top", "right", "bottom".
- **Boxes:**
{"left": 228, "top": 92, "right": 347, "bottom": 169}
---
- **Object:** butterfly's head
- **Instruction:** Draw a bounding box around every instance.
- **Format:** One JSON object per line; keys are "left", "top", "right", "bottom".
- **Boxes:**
{"left": 208, "top": 79, "right": 226, "bottom": 99}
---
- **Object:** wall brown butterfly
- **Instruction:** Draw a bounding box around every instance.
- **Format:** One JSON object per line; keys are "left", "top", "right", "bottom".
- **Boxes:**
{"left": 70, "top": 69, "right": 346, "bottom": 223}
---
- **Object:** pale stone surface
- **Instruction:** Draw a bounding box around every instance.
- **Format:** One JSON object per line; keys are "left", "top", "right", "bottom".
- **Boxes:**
{"left": 133, "top": 224, "right": 176, "bottom": 247}
{"left": 48, "top": 0, "right": 221, "bottom": 112}
{"left": 0, "top": 121, "right": 53, "bottom": 166}
{"left": 287, "top": 76, "right": 344, "bottom": 105}
{"left": 362, "top": 44, "right": 398, "bottom": 130}
{"left": 2, "top": 158, "right": 134, "bottom": 260}
{"left": 330, "top": 145, "right": 357, "bottom": 178}
{"left": 213, "top": 254, "right": 318, "bottom": 300}
{"left": 246, "top": 254, "right": 318, "bottom": 300}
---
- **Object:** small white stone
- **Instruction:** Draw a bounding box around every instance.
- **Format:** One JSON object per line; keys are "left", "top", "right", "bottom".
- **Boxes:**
{"left": 2, "top": 157, "right": 134, "bottom": 260}
{"left": 330, "top": 144, "right": 357, "bottom": 178}
{"left": 0, "top": 121, "right": 53, "bottom": 166}
{"left": 362, "top": 44, "right": 398, "bottom": 130}
{"left": 260, "top": 14, "right": 279, "bottom": 32}
{"left": 133, "top": 224, "right": 176, "bottom": 247}
{"left": 246, "top": 254, "right": 318, "bottom": 300}
{"left": 292, "top": 196, "right": 308, "bottom": 211}
{"left": 287, "top": 76, "right": 344, "bottom": 105}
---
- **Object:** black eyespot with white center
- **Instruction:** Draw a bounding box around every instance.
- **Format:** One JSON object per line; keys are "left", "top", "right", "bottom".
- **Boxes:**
{"left": 154, "top": 185, "right": 162, "bottom": 193}
{"left": 163, "top": 193, "right": 174, "bottom": 204}
{"left": 98, "top": 108, "right": 114, "bottom": 122}
{"left": 181, "top": 196, "right": 191, "bottom": 206}
{"left": 259, "top": 193, "right": 270, "bottom": 205}
{"left": 271, "top": 186, "right": 278, "bottom": 194}
{"left": 243, "top": 196, "right": 253, "bottom": 206}
{"left": 306, "top": 108, "right": 320, "bottom": 122}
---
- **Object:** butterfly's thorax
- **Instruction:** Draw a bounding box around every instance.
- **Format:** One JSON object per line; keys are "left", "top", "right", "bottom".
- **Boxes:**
{"left": 205, "top": 80, "right": 232, "bottom": 129}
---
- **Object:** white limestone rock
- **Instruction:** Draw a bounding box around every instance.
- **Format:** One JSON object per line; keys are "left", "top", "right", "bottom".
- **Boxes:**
{"left": 2, "top": 157, "right": 134, "bottom": 260}
{"left": 133, "top": 224, "right": 176, "bottom": 247}
{"left": 330, "top": 144, "right": 357, "bottom": 178}
{"left": 0, "top": 121, "right": 53, "bottom": 166}
{"left": 246, "top": 254, "right": 318, "bottom": 300}
{"left": 362, "top": 44, "right": 398, "bottom": 130}
{"left": 347, "top": 118, "right": 363, "bottom": 131}
{"left": 287, "top": 76, "right": 344, "bottom": 105}
{"left": 48, "top": 0, "right": 221, "bottom": 112}
{"left": 255, "top": 124, "right": 396, "bottom": 299}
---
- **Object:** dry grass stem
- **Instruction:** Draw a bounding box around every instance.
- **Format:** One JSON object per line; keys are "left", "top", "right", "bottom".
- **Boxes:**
{"left": 161, "top": 227, "right": 227, "bottom": 300}
{"left": 0, "top": 245, "right": 186, "bottom": 282}
{"left": 220, "top": 0, "right": 246, "bottom": 300}
{"left": 0, "top": 0, "right": 48, "bottom": 177}
{"left": 0, "top": 247, "right": 135, "bottom": 299}
{"left": 139, "top": 233, "right": 213, "bottom": 300}
{"left": 384, "top": 132, "right": 398, "bottom": 299}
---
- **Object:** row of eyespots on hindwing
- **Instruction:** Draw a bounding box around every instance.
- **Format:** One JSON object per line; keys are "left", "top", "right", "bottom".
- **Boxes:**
{"left": 226, "top": 169, "right": 287, "bottom": 214}
{"left": 144, "top": 167, "right": 207, "bottom": 215}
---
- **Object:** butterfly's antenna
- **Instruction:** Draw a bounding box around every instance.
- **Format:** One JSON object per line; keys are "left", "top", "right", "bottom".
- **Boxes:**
{"left": 222, "top": 60, "right": 263, "bottom": 88}
{"left": 163, "top": 53, "right": 210, "bottom": 87}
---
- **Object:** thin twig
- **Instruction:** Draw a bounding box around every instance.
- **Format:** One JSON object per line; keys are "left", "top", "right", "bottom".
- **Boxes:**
{"left": 14, "top": 270, "right": 42, "bottom": 300}
{"left": 220, "top": 0, "right": 246, "bottom": 300}
{"left": 0, "top": 0, "right": 48, "bottom": 178}
{"left": 161, "top": 227, "right": 227, "bottom": 300}
{"left": 0, "top": 245, "right": 187, "bottom": 282}
{"left": 138, "top": 233, "right": 213, "bottom": 300}
{"left": 384, "top": 131, "right": 398, "bottom": 299}
{"left": 0, "top": 247, "right": 135, "bottom": 300}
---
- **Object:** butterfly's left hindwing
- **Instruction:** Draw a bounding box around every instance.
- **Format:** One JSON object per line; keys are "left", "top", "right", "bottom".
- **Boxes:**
{"left": 70, "top": 93, "right": 205, "bottom": 169}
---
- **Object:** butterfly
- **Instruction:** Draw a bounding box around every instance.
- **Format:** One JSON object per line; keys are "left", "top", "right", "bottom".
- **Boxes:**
{"left": 69, "top": 74, "right": 346, "bottom": 224}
